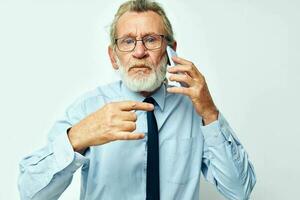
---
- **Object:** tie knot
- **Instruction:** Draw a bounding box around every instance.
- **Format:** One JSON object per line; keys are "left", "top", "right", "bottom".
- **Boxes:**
{"left": 143, "top": 97, "right": 156, "bottom": 105}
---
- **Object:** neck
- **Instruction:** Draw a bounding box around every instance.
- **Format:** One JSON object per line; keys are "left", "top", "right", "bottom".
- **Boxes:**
{"left": 139, "top": 91, "right": 153, "bottom": 97}
{"left": 139, "top": 84, "right": 162, "bottom": 97}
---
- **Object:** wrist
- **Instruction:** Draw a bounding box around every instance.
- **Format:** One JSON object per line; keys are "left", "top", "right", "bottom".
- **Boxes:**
{"left": 67, "top": 126, "right": 88, "bottom": 154}
{"left": 202, "top": 109, "right": 219, "bottom": 125}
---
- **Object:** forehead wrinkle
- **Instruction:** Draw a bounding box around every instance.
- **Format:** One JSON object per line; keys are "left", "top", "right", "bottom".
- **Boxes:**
{"left": 116, "top": 11, "right": 165, "bottom": 38}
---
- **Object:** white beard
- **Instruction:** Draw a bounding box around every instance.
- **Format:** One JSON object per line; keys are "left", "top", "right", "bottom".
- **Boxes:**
{"left": 116, "top": 55, "right": 168, "bottom": 92}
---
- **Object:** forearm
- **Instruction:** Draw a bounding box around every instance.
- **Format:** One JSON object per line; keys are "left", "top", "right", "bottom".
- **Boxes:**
{"left": 18, "top": 133, "right": 88, "bottom": 199}
{"left": 204, "top": 139, "right": 256, "bottom": 199}
{"left": 201, "top": 113, "right": 256, "bottom": 200}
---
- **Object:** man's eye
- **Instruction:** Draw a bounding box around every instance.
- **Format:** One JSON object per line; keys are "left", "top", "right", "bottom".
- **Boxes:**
{"left": 122, "top": 38, "right": 135, "bottom": 45}
{"left": 144, "top": 36, "right": 157, "bottom": 43}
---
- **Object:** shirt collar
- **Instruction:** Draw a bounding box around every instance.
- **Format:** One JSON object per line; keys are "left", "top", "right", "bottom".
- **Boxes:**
{"left": 121, "top": 81, "right": 166, "bottom": 111}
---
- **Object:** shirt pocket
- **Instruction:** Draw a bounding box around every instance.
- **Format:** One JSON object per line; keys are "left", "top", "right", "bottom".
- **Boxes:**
{"left": 160, "top": 136, "right": 200, "bottom": 185}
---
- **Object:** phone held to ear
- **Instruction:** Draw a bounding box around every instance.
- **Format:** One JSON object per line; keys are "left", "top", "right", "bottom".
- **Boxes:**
{"left": 166, "top": 46, "right": 188, "bottom": 87}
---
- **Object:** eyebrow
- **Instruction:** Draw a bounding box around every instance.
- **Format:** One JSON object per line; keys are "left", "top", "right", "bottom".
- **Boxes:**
{"left": 118, "top": 32, "right": 161, "bottom": 39}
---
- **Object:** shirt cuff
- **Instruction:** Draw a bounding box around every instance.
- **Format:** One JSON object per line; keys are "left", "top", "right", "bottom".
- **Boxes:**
{"left": 51, "top": 132, "right": 88, "bottom": 172}
{"left": 201, "top": 112, "right": 230, "bottom": 146}
{"left": 201, "top": 112, "right": 244, "bottom": 161}
{"left": 201, "top": 123, "right": 225, "bottom": 146}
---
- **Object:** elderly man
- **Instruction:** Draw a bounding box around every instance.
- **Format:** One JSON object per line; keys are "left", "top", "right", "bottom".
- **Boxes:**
{"left": 18, "top": 0, "right": 256, "bottom": 199}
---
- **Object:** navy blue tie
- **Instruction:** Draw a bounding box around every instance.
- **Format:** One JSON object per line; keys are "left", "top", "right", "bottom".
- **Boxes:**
{"left": 144, "top": 97, "right": 160, "bottom": 200}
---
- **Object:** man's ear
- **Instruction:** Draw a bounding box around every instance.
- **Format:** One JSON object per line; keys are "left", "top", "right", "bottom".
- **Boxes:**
{"left": 108, "top": 46, "right": 118, "bottom": 70}
{"left": 172, "top": 41, "right": 177, "bottom": 51}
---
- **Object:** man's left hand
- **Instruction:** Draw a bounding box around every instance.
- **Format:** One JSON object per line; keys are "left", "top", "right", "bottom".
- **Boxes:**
{"left": 167, "top": 56, "right": 219, "bottom": 125}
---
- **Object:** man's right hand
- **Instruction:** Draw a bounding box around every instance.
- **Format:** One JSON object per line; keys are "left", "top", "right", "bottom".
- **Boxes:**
{"left": 67, "top": 101, "right": 154, "bottom": 153}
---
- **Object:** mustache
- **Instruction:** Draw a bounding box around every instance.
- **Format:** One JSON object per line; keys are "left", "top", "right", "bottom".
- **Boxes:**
{"left": 128, "top": 61, "right": 153, "bottom": 70}
{"left": 115, "top": 54, "right": 168, "bottom": 72}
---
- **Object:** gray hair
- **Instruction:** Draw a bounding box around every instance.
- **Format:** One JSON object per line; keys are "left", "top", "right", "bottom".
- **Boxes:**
{"left": 109, "top": 0, "right": 175, "bottom": 46}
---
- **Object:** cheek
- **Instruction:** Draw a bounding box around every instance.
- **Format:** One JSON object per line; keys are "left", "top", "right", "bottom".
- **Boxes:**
{"left": 118, "top": 54, "right": 131, "bottom": 67}
{"left": 149, "top": 51, "right": 165, "bottom": 66}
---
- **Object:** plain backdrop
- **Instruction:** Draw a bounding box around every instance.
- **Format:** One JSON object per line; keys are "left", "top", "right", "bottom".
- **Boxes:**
{"left": 0, "top": 0, "right": 299, "bottom": 199}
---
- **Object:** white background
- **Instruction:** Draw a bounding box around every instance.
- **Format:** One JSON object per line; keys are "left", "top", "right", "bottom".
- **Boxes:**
{"left": 0, "top": 0, "right": 299, "bottom": 199}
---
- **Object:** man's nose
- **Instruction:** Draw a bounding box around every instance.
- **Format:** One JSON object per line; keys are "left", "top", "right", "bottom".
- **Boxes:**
{"left": 132, "top": 41, "right": 147, "bottom": 58}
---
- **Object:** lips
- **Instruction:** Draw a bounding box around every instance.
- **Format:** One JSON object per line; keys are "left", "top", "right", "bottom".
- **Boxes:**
{"left": 128, "top": 65, "right": 151, "bottom": 72}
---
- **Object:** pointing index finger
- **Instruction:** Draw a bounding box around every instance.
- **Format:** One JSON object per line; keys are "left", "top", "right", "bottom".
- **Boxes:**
{"left": 118, "top": 101, "right": 154, "bottom": 111}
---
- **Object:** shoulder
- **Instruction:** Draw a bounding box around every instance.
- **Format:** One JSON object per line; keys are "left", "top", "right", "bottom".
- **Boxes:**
{"left": 66, "top": 81, "right": 122, "bottom": 116}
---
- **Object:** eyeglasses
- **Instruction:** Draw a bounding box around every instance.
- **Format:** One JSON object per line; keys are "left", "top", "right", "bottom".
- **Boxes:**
{"left": 115, "top": 34, "right": 165, "bottom": 52}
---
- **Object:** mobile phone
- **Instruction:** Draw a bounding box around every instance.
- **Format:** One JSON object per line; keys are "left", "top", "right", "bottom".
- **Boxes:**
{"left": 166, "top": 46, "right": 187, "bottom": 87}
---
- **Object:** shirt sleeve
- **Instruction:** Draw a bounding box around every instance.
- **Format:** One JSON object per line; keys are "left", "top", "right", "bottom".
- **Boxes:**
{"left": 200, "top": 112, "right": 256, "bottom": 200}
{"left": 18, "top": 97, "right": 90, "bottom": 200}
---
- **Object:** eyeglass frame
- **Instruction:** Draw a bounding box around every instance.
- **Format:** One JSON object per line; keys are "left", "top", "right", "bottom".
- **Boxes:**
{"left": 114, "top": 34, "right": 166, "bottom": 52}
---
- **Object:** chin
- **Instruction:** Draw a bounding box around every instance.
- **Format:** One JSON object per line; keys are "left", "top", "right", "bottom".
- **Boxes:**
{"left": 123, "top": 75, "right": 163, "bottom": 92}
{"left": 129, "top": 70, "right": 151, "bottom": 77}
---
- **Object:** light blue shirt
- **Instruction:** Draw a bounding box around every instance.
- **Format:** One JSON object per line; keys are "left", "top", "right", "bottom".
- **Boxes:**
{"left": 18, "top": 81, "right": 256, "bottom": 200}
